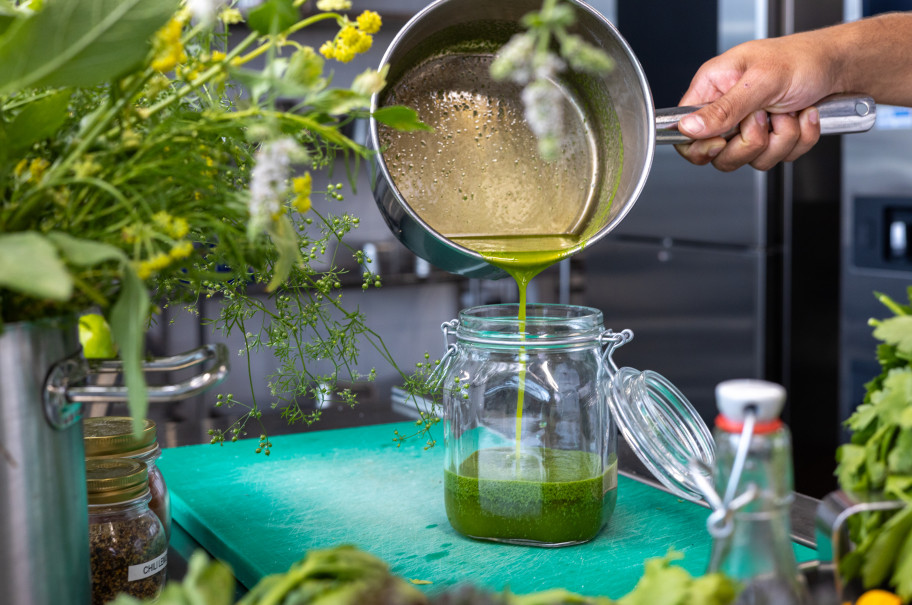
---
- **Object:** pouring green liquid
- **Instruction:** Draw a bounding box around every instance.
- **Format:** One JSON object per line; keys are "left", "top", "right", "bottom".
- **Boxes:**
{"left": 451, "top": 235, "right": 584, "bottom": 456}
{"left": 381, "top": 50, "right": 616, "bottom": 544}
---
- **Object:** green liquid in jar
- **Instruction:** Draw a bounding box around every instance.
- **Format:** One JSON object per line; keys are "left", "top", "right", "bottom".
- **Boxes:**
{"left": 444, "top": 447, "right": 618, "bottom": 544}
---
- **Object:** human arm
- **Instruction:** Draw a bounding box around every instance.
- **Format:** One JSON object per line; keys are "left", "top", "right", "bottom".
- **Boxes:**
{"left": 674, "top": 12, "right": 912, "bottom": 171}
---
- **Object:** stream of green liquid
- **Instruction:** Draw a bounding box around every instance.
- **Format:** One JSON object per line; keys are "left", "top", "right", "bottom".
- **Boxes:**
{"left": 450, "top": 235, "right": 584, "bottom": 457}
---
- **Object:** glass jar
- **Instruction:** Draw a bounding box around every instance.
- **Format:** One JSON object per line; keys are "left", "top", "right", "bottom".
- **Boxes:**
{"left": 86, "top": 458, "right": 167, "bottom": 605}
{"left": 433, "top": 303, "right": 716, "bottom": 547}
{"left": 84, "top": 417, "right": 170, "bottom": 538}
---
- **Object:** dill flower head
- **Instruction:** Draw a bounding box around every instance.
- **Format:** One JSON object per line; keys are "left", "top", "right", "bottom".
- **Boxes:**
{"left": 185, "top": 0, "right": 226, "bottom": 25}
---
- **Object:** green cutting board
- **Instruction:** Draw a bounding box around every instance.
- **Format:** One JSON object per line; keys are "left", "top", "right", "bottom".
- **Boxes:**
{"left": 157, "top": 421, "right": 817, "bottom": 598}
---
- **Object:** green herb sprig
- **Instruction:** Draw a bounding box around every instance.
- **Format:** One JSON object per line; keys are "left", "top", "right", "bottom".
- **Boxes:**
{"left": 0, "top": 0, "right": 427, "bottom": 434}
{"left": 836, "top": 289, "right": 912, "bottom": 601}
{"left": 112, "top": 546, "right": 738, "bottom": 605}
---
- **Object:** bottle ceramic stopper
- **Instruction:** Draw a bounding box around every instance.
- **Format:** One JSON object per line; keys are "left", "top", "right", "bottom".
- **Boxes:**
{"left": 715, "top": 379, "right": 786, "bottom": 432}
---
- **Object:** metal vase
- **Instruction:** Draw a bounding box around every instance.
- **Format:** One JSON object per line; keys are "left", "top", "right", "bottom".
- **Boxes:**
{"left": 1, "top": 317, "right": 90, "bottom": 604}
{"left": 1, "top": 318, "right": 229, "bottom": 605}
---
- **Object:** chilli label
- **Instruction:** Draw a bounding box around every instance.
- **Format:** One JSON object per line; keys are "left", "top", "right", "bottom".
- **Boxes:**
{"left": 127, "top": 552, "right": 167, "bottom": 582}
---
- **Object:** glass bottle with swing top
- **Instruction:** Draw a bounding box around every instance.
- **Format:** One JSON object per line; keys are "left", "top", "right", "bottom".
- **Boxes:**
{"left": 706, "top": 379, "right": 810, "bottom": 605}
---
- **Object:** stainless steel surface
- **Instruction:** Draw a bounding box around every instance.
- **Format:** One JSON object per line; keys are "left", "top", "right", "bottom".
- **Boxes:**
{"left": 369, "top": 0, "right": 655, "bottom": 279}
{"left": 840, "top": 124, "right": 912, "bottom": 431}
{"left": 610, "top": 145, "right": 766, "bottom": 246}
{"left": 64, "top": 343, "right": 229, "bottom": 403}
{"left": 655, "top": 94, "right": 876, "bottom": 144}
{"left": 1, "top": 318, "right": 90, "bottom": 605}
{"left": 585, "top": 238, "right": 769, "bottom": 420}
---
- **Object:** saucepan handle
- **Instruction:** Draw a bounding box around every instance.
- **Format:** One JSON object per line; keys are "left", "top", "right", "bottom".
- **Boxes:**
{"left": 655, "top": 93, "right": 876, "bottom": 144}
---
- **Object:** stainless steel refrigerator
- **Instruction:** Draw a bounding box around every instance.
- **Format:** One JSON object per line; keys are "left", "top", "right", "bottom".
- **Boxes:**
{"left": 582, "top": 0, "right": 848, "bottom": 497}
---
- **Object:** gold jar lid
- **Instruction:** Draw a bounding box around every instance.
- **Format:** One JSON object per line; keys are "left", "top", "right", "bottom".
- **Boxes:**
{"left": 84, "top": 417, "right": 157, "bottom": 457}
{"left": 85, "top": 459, "right": 149, "bottom": 504}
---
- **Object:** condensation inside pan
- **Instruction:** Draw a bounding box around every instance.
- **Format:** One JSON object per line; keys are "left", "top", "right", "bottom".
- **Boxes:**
{"left": 377, "top": 30, "right": 624, "bottom": 251}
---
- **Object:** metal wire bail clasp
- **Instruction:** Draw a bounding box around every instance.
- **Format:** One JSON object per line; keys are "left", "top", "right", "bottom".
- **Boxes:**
{"left": 688, "top": 409, "right": 761, "bottom": 538}
{"left": 425, "top": 319, "right": 460, "bottom": 392}
{"left": 598, "top": 328, "right": 634, "bottom": 376}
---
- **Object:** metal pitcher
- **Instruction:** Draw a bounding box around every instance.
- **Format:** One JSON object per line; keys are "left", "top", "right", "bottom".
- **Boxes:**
{"left": 0, "top": 317, "right": 228, "bottom": 605}
{"left": 369, "top": 0, "right": 876, "bottom": 280}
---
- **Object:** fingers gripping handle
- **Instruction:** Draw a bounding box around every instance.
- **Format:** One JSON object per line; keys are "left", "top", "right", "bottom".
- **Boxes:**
{"left": 655, "top": 93, "right": 876, "bottom": 144}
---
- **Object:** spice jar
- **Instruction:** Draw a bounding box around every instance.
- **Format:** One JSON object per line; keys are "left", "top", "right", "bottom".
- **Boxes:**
{"left": 431, "top": 304, "right": 716, "bottom": 547}
{"left": 86, "top": 458, "right": 167, "bottom": 605}
{"left": 84, "top": 417, "right": 170, "bottom": 538}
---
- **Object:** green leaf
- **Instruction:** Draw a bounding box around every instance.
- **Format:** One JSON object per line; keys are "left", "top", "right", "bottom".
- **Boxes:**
{"left": 893, "top": 523, "right": 912, "bottom": 601}
{"left": 618, "top": 552, "right": 691, "bottom": 605}
{"left": 836, "top": 443, "right": 867, "bottom": 492}
{"left": 0, "top": 0, "right": 178, "bottom": 95}
{"left": 884, "top": 475, "right": 912, "bottom": 501}
{"left": 0, "top": 231, "right": 72, "bottom": 300}
{"left": 877, "top": 369, "right": 912, "bottom": 425}
{"left": 861, "top": 505, "right": 912, "bottom": 588}
{"left": 888, "top": 430, "right": 912, "bottom": 475}
{"left": 874, "top": 315, "right": 912, "bottom": 357}
{"left": 246, "top": 0, "right": 297, "bottom": 36}
{"left": 285, "top": 46, "right": 326, "bottom": 90}
{"left": 845, "top": 401, "right": 879, "bottom": 433}
{"left": 47, "top": 231, "right": 127, "bottom": 266}
{"left": 108, "top": 266, "right": 150, "bottom": 429}
{"left": 265, "top": 214, "right": 300, "bottom": 292}
{"left": 373, "top": 105, "right": 433, "bottom": 132}
{"left": 183, "top": 551, "right": 235, "bottom": 605}
{"left": 309, "top": 88, "right": 371, "bottom": 116}
{"left": 4, "top": 89, "right": 72, "bottom": 152}
{"left": 685, "top": 573, "right": 739, "bottom": 605}
{"left": 0, "top": 0, "right": 23, "bottom": 37}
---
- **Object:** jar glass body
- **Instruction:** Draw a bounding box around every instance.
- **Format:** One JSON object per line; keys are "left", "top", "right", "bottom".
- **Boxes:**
{"left": 441, "top": 304, "right": 618, "bottom": 547}
{"left": 132, "top": 445, "right": 170, "bottom": 539}
{"left": 88, "top": 492, "right": 167, "bottom": 605}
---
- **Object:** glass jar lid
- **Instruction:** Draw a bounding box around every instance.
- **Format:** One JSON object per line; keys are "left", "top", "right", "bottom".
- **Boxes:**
{"left": 85, "top": 458, "right": 149, "bottom": 504}
{"left": 84, "top": 416, "right": 157, "bottom": 457}
{"left": 608, "top": 367, "right": 715, "bottom": 502}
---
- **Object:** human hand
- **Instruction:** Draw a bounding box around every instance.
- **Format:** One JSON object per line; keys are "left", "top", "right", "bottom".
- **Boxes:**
{"left": 673, "top": 33, "right": 837, "bottom": 171}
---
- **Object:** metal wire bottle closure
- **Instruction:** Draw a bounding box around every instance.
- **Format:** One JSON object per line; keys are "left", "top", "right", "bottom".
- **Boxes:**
{"left": 689, "top": 409, "right": 761, "bottom": 538}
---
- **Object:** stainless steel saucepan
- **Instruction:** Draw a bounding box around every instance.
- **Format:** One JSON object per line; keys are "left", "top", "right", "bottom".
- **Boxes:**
{"left": 369, "top": 0, "right": 875, "bottom": 279}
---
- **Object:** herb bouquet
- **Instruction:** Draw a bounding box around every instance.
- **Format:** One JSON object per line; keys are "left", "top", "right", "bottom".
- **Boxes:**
{"left": 836, "top": 290, "right": 912, "bottom": 602}
{"left": 0, "top": 0, "right": 425, "bottom": 434}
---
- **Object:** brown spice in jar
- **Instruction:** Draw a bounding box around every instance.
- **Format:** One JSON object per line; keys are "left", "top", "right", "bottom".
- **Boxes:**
{"left": 89, "top": 505, "right": 167, "bottom": 604}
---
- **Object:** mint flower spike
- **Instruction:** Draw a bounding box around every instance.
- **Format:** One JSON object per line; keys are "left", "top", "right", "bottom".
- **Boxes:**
{"left": 488, "top": 0, "right": 614, "bottom": 161}
{"left": 186, "top": 0, "right": 227, "bottom": 26}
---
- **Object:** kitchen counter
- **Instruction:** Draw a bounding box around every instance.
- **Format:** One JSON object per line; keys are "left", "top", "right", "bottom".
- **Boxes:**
{"left": 158, "top": 421, "right": 818, "bottom": 599}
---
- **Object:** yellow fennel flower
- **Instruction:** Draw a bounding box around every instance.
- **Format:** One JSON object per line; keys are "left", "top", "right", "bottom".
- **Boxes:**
{"left": 292, "top": 173, "right": 312, "bottom": 213}
{"left": 28, "top": 158, "right": 50, "bottom": 182}
{"left": 151, "top": 18, "right": 187, "bottom": 73}
{"left": 319, "top": 41, "right": 336, "bottom": 60}
{"left": 356, "top": 11, "right": 382, "bottom": 34}
{"left": 169, "top": 241, "right": 194, "bottom": 260}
